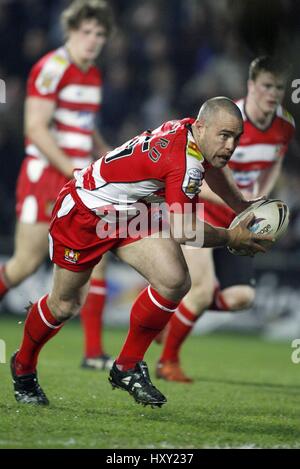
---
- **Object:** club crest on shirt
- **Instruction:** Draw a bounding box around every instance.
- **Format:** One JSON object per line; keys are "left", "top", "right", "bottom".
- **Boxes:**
{"left": 185, "top": 178, "right": 200, "bottom": 195}
{"left": 64, "top": 248, "right": 80, "bottom": 264}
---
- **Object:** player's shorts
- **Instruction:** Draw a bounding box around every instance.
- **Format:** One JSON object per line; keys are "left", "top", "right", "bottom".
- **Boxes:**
{"left": 16, "top": 156, "right": 69, "bottom": 224}
{"left": 49, "top": 180, "right": 162, "bottom": 272}
{"left": 214, "top": 247, "right": 256, "bottom": 288}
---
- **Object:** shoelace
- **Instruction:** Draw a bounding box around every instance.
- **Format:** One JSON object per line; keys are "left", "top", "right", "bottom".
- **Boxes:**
{"left": 16, "top": 374, "right": 39, "bottom": 392}
{"left": 131, "top": 370, "right": 163, "bottom": 398}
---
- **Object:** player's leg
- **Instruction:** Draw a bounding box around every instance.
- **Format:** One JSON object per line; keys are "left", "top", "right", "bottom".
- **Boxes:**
{"left": 108, "top": 236, "right": 191, "bottom": 407}
{"left": 80, "top": 253, "right": 113, "bottom": 370}
{"left": 157, "top": 247, "right": 216, "bottom": 382}
{"left": 1, "top": 159, "right": 68, "bottom": 299}
{"left": 212, "top": 247, "right": 256, "bottom": 311}
{"left": 216, "top": 285, "right": 255, "bottom": 310}
{"left": 157, "top": 248, "right": 256, "bottom": 383}
{"left": 11, "top": 264, "right": 93, "bottom": 405}
{"left": 0, "top": 221, "right": 49, "bottom": 298}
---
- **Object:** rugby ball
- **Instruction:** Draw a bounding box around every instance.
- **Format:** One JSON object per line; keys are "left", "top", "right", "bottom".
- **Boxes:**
{"left": 228, "top": 199, "right": 289, "bottom": 256}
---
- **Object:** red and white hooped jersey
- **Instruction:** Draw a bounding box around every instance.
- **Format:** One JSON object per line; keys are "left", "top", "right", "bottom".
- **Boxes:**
{"left": 229, "top": 98, "right": 295, "bottom": 194}
{"left": 74, "top": 118, "right": 209, "bottom": 214}
{"left": 25, "top": 46, "right": 102, "bottom": 170}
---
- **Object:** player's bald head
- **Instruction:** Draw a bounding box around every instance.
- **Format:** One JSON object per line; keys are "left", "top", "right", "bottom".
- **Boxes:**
{"left": 197, "top": 97, "right": 243, "bottom": 125}
{"left": 192, "top": 97, "right": 244, "bottom": 168}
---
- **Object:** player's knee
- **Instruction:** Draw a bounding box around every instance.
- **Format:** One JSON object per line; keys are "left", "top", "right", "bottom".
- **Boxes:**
{"left": 160, "top": 270, "right": 191, "bottom": 299}
{"left": 226, "top": 286, "right": 255, "bottom": 311}
{"left": 48, "top": 295, "right": 82, "bottom": 321}
{"left": 238, "top": 286, "right": 255, "bottom": 310}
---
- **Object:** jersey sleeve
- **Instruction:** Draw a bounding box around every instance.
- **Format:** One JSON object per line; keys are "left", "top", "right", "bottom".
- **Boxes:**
{"left": 279, "top": 108, "right": 296, "bottom": 157}
{"left": 164, "top": 134, "right": 204, "bottom": 213}
{"left": 27, "top": 51, "right": 69, "bottom": 100}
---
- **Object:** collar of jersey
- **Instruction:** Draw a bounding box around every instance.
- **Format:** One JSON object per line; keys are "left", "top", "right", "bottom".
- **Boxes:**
{"left": 187, "top": 129, "right": 204, "bottom": 162}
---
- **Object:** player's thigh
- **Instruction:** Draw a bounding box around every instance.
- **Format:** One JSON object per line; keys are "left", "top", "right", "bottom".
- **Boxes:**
{"left": 182, "top": 246, "right": 215, "bottom": 289}
{"left": 14, "top": 221, "right": 49, "bottom": 263}
{"left": 115, "top": 237, "right": 190, "bottom": 297}
{"left": 91, "top": 252, "right": 110, "bottom": 280}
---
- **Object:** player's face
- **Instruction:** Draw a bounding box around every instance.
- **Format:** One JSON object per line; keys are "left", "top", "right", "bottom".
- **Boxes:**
{"left": 69, "top": 19, "right": 107, "bottom": 63}
{"left": 196, "top": 112, "right": 243, "bottom": 168}
{"left": 248, "top": 72, "right": 286, "bottom": 115}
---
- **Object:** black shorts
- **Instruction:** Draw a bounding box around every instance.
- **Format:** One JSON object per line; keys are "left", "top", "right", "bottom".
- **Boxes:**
{"left": 213, "top": 247, "right": 256, "bottom": 289}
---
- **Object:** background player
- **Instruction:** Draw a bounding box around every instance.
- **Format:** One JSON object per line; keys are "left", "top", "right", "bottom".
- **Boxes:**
{"left": 0, "top": 0, "right": 115, "bottom": 371}
{"left": 156, "top": 56, "right": 296, "bottom": 383}
{"left": 10, "top": 98, "right": 273, "bottom": 407}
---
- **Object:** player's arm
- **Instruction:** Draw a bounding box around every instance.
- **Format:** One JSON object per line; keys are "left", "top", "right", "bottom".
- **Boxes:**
{"left": 204, "top": 165, "right": 256, "bottom": 214}
{"left": 169, "top": 211, "right": 271, "bottom": 255}
{"left": 92, "top": 128, "right": 111, "bottom": 159}
{"left": 198, "top": 179, "right": 225, "bottom": 204}
{"left": 256, "top": 158, "right": 283, "bottom": 197}
{"left": 25, "top": 97, "right": 74, "bottom": 178}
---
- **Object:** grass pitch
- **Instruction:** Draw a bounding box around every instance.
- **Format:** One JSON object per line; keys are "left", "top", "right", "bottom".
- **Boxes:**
{"left": 0, "top": 314, "right": 299, "bottom": 449}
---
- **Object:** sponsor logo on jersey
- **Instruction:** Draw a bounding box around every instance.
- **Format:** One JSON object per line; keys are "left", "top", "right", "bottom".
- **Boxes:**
{"left": 234, "top": 151, "right": 244, "bottom": 159}
{"left": 188, "top": 168, "right": 201, "bottom": 179}
{"left": 36, "top": 51, "right": 69, "bottom": 95}
{"left": 78, "top": 111, "right": 94, "bottom": 130}
{"left": 282, "top": 109, "right": 295, "bottom": 126}
{"left": 53, "top": 55, "right": 68, "bottom": 67}
{"left": 37, "top": 72, "right": 57, "bottom": 94}
{"left": 64, "top": 248, "right": 80, "bottom": 264}
{"left": 186, "top": 142, "right": 204, "bottom": 162}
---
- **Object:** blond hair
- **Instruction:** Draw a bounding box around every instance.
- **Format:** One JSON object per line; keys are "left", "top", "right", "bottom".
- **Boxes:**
{"left": 61, "top": 0, "right": 114, "bottom": 38}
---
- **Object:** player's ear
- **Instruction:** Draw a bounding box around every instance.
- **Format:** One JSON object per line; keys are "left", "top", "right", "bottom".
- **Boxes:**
{"left": 247, "top": 79, "right": 254, "bottom": 94}
{"left": 195, "top": 118, "right": 205, "bottom": 131}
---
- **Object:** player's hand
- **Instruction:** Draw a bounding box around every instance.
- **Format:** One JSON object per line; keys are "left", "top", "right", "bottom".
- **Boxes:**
{"left": 65, "top": 166, "right": 76, "bottom": 180}
{"left": 227, "top": 213, "right": 274, "bottom": 256}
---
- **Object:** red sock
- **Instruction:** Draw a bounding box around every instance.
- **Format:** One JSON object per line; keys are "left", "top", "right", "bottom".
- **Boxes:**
{"left": 210, "top": 286, "right": 230, "bottom": 311}
{"left": 0, "top": 265, "right": 9, "bottom": 299}
{"left": 116, "top": 286, "right": 179, "bottom": 370}
{"left": 159, "top": 302, "right": 198, "bottom": 363}
{"left": 15, "top": 295, "right": 63, "bottom": 375}
{"left": 80, "top": 279, "right": 107, "bottom": 358}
